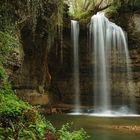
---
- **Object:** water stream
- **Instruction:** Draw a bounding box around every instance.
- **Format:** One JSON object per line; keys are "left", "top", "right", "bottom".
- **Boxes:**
{"left": 71, "top": 20, "right": 80, "bottom": 113}
{"left": 90, "top": 13, "right": 136, "bottom": 115}
{"left": 71, "top": 13, "right": 137, "bottom": 116}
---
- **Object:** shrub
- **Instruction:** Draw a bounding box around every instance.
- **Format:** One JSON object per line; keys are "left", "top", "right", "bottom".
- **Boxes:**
{"left": 57, "top": 123, "right": 89, "bottom": 140}
{"left": 0, "top": 66, "right": 50, "bottom": 140}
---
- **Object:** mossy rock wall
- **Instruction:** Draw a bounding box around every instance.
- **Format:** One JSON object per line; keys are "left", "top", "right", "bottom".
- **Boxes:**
{"left": 48, "top": 12, "right": 140, "bottom": 107}
{"left": 10, "top": 0, "right": 62, "bottom": 105}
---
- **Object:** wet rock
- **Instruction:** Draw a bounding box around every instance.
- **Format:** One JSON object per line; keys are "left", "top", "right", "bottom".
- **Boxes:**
{"left": 49, "top": 12, "right": 140, "bottom": 108}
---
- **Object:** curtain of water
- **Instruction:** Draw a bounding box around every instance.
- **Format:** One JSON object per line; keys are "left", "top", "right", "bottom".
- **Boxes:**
{"left": 71, "top": 20, "right": 80, "bottom": 112}
{"left": 90, "top": 13, "right": 136, "bottom": 114}
{"left": 90, "top": 13, "right": 111, "bottom": 112}
{"left": 119, "top": 29, "right": 136, "bottom": 113}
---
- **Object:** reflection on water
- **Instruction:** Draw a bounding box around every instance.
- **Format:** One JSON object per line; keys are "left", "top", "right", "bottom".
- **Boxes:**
{"left": 46, "top": 115, "right": 140, "bottom": 140}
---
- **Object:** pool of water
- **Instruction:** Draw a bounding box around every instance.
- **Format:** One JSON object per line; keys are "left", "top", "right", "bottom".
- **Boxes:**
{"left": 46, "top": 115, "right": 140, "bottom": 140}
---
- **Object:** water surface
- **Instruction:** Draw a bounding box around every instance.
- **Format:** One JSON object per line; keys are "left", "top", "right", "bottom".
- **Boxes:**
{"left": 47, "top": 115, "right": 140, "bottom": 140}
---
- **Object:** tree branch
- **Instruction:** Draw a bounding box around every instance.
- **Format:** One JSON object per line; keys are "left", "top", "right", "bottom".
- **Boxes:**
{"left": 91, "top": 0, "right": 112, "bottom": 15}
{"left": 98, "top": 4, "right": 111, "bottom": 12}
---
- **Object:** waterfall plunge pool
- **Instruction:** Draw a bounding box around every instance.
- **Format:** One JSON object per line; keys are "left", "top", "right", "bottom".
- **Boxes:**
{"left": 46, "top": 114, "right": 140, "bottom": 140}
{"left": 68, "top": 106, "right": 140, "bottom": 117}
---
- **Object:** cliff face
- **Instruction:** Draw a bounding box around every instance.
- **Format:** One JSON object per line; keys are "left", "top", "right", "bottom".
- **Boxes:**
{"left": 123, "top": 13, "right": 140, "bottom": 103}
{"left": 116, "top": 13, "right": 140, "bottom": 97}
{"left": 48, "top": 12, "right": 140, "bottom": 106}
{"left": 19, "top": 25, "right": 51, "bottom": 90}
{"left": 7, "top": 3, "right": 140, "bottom": 107}
{"left": 9, "top": 0, "right": 63, "bottom": 105}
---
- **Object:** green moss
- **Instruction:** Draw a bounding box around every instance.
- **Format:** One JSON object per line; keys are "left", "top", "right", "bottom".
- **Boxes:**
{"left": 106, "top": 0, "right": 140, "bottom": 15}
{"left": 0, "top": 31, "right": 20, "bottom": 64}
{"left": 67, "top": 0, "right": 140, "bottom": 23}
{"left": 68, "top": 0, "right": 95, "bottom": 20}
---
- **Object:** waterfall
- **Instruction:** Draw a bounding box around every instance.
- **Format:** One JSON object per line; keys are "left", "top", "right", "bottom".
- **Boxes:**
{"left": 71, "top": 20, "right": 80, "bottom": 113}
{"left": 90, "top": 13, "right": 136, "bottom": 114}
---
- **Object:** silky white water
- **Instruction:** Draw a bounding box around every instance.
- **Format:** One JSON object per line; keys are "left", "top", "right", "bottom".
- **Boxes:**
{"left": 90, "top": 13, "right": 136, "bottom": 115}
{"left": 70, "top": 13, "right": 137, "bottom": 116}
{"left": 71, "top": 20, "right": 81, "bottom": 112}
